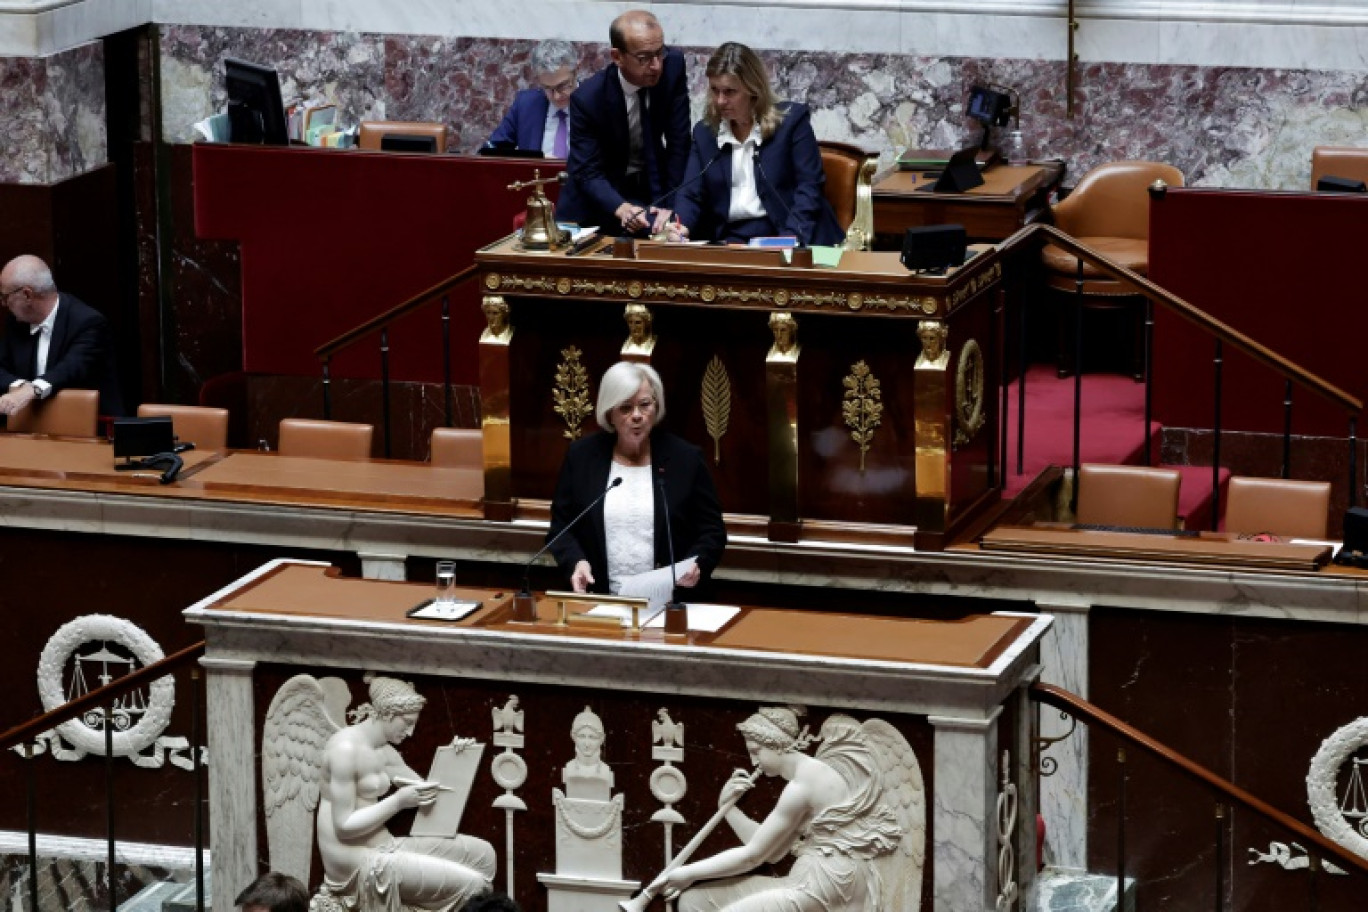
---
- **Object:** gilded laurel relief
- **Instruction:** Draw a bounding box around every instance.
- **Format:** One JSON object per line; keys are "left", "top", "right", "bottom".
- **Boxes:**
{"left": 552, "top": 347, "right": 593, "bottom": 440}
{"left": 701, "top": 356, "right": 731, "bottom": 466}
{"left": 842, "top": 361, "right": 883, "bottom": 472}
{"left": 954, "top": 338, "right": 986, "bottom": 447}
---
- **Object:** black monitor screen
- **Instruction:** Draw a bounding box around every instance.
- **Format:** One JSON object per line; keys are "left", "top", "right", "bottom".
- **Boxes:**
{"left": 381, "top": 134, "right": 438, "bottom": 154}
{"left": 966, "top": 85, "right": 1011, "bottom": 127}
{"left": 225, "top": 57, "right": 288, "bottom": 146}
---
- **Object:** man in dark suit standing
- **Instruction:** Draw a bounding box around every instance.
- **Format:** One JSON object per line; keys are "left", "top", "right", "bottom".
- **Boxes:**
{"left": 486, "top": 40, "right": 580, "bottom": 157}
{"left": 556, "top": 10, "right": 690, "bottom": 236}
{"left": 0, "top": 254, "right": 124, "bottom": 418}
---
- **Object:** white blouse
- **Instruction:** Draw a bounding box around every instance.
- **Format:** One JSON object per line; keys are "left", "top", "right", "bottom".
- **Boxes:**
{"left": 603, "top": 462, "right": 655, "bottom": 593}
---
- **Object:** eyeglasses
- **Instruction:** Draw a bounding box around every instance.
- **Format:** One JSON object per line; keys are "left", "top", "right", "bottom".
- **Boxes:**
{"left": 625, "top": 46, "right": 668, "bottom": 67}
{"left": 614, "top": 398, "right": 657, "bottom": 417}
{"left": 541, "top": 77, "right": 577, "bottom": 97}
{"left": 0, "top": 286, "right": 23, "bottom": 306}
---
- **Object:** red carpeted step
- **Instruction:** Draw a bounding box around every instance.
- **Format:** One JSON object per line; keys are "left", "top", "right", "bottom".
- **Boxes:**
{"left": 1170, "top": 463, "right": 1232, "bottom": 532}
{"left": 1003, "top": 366, "right": 1151, "bottom": 498}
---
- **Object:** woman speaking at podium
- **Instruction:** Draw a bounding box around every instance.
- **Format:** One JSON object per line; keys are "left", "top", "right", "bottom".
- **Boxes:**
{"left": 547, "top": 361, "right": 727, "bottom": 595}
{"left": 667, "top": 43, "right": 843, "bottom": 246}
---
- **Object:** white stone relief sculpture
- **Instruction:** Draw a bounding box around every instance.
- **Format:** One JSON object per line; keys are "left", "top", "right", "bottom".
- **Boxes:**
{"left": 262, "top": 673, "right": 496, "bottom": 911}
{"left": 1308, "top": 717, "right": 1368, "bottom": 858}
{"left": 996, "top": 750, "right": 1019, "bottom": 912}
{"left": 539, "top": 704, "right": 638, "bottom": 911}
{"left": 650, "top": 708, "right": 689, "bottom": 865}
{"left": 648, "top": 705, "right": 926, "bottom": 912}
{"left": 25, "top": 615, "right": 201, "bottom": 769}
{"left": 491, "top": 694, "right": 528, "bottom": 895}
{"left": 1248, "top": 841, "right": 1346, "bottom": 873}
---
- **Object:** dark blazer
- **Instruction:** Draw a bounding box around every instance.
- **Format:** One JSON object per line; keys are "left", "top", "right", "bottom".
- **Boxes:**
{"left": 556, "top": 49, "right": 690, "bottom": 228}
{"left": 672, "top": 103, "right": 845, "bottom": 247}
{"left": 487, "top": 89, "right": 558, "bottom": 154}
{"left": 547, "top": 429, "right": 727, "bottom": 595}
{"left": 0, "top": 292, "right": 124, "bottom": 416}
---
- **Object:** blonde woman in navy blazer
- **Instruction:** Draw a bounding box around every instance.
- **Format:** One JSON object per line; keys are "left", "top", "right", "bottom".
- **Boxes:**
{"left": 669, "top": 43, "right": 843, "bottom": 246}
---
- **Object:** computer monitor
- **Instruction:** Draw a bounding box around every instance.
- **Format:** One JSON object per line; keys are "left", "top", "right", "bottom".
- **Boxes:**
{"left": 225, "top": 57, "right": 288, "bottom": 146}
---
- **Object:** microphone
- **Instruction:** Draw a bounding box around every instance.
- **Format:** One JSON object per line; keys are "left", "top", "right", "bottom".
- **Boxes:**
{"left": 752, "top": 150, "right": 805, "bottom": 247}
{"left": 513, "top": 476, "right": 623, "bottom": 620}
{"left": 631, "top": 142, "right": 735, "bottom": 233}
{"left": 654, "top": 461, "right": 689, "bottom": 635}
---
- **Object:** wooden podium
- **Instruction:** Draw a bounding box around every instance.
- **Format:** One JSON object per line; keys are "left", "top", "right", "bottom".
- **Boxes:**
{"left": 474, "top": 236, "right": 1005, "bottom": 549}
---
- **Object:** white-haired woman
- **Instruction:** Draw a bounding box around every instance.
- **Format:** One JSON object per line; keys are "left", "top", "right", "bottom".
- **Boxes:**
{"left": 547, "top": 361, "right": 727, "bottom": 594}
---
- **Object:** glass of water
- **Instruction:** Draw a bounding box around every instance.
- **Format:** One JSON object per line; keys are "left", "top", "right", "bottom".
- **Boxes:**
{"left": 435, "top": 560, "right": 457, "bottom": 606}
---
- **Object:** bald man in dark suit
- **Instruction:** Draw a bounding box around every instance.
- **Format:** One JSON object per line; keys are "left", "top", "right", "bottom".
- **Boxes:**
{"left": 0, "top": 254, "right": 124, "bottom": 418}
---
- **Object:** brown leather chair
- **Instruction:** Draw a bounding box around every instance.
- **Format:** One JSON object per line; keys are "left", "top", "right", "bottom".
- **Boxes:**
{"left": 1310, "top": 146, "right": 1368, "bottom": 189}
{"left": 818, "top": 141, "right": 879, "bottom": 251}
{"left": 357, "top": 121, "right": 448, "bottom": 153}
{"left": 277, "top": 418, "right": 374, "bottom": 460}
{"left": 138, "top": 404, "right": 230, "bottom": 451}
{"left": 1043, "top": 161, "right": 1184, "bottom": 381}
{"left": 1224, "top": 476, "right": 1331, "bottom": 539}
{"left": 430, "top": 427, "right": 482, "bottom": 467}
{"left": 6, "top": 388, "right": 100, "bottom": 437}
{"left": 1075, "top": 463, "right": 1182, "bottom": 530}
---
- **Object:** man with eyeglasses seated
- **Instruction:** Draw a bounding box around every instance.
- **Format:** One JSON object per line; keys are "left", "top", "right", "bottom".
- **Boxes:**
{"left": 0, "top": 254, "right": 124, "bottom": 419}
{"left": 547, "top": 361, "right": 726, "bottom": 597}
{"left": 556, "top": 10, "right": 690, "bottom": 237}
{"left": 486, "top": 39, "right": 579, "bottom": 157}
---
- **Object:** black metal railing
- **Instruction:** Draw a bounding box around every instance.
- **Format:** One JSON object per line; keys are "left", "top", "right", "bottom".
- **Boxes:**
{"left": 315, "top": 265, "right": 477, "bottom": 457}
{"left": 999, "top": 221, "right": 1363, "bottom": 524}
{"left": 0, "top": 642, "right": 207, "bottom": 912}
{"left": 1032, "top": 681, "right": 1368, "bottom": 910}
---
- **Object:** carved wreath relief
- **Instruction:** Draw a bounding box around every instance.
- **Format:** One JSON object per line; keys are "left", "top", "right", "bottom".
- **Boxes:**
{"left": 22, "top": 615, "right": 201, "bottom": 769}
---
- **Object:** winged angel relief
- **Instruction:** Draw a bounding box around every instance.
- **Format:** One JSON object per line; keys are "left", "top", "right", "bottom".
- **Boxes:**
{"left": 262, "top": 673, "right": 496, "bottom": 912}
{"left": 649, "top": 705, "right": 926, "bottom": 912}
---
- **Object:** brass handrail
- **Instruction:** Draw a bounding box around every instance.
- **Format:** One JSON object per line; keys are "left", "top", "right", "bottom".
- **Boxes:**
{"left": 1001, "top": 223, "right": 1362, "bottom": 415}
{"left": 1031, "top": 681, "right": 1368, "bottom": 877}
{"left": 0, "top": 641, "right": 206, "bottom": 751}
{"left": 314, "top": 265, "right": 478, "bottom": 363}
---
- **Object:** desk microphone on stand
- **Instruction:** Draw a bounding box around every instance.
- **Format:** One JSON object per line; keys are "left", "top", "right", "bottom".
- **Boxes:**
{"left": 655, "top": 462, "right": 689, "bottom": 635}
{"left": 630, "top": 143, "right": 735, "bottom": 234}
{"left": 753, "top": 152, "right": 813, "bottom": 266}
{"left": 512, "top": 476, "right": 623, "bottom": 622}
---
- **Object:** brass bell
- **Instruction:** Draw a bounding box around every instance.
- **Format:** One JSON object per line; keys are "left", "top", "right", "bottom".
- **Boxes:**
{"left": 515, "top": 170, "right": 571, "bottom": 251}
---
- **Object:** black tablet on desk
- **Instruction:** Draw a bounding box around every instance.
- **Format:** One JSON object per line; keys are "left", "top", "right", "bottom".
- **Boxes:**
{"left": 917, "top": 146, "right": 985, "bottom": 194}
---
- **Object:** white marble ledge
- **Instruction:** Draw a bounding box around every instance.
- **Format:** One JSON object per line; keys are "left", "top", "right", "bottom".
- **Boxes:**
{"left": 5, "top": 485, "right": 1367, "bottom": 625}
{"left": 0, "top": 829, "right": 209, "bottom": 868}
{"left": 186, "top": 568, "right": 1049, "bottom": 716}
{"left": 0, "top": 0, "right": 147, "bottom": 57}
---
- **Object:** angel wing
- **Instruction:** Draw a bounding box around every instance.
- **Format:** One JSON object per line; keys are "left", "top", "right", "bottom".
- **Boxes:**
{"left": 862, "top": 717, "right": 926, "bottom": 912}
{"left": 262, "top": 674, "right": 347, "bottom": 885}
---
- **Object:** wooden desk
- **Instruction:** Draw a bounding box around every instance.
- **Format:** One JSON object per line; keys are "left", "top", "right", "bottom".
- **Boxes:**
{"left": 190, "top": 559, "right": 1051, "bottom": 912}
{"left": 873, "top": 162, "right": 1064, "bottom": 242}
{"left": 979, "top": 524, "right": 1332, "bottom": 572}
{"left": 0, "top": 434, "right": 485, "bottom": 516}
{"left": 476, "top": 236, "right": 1006, "bottom": 548}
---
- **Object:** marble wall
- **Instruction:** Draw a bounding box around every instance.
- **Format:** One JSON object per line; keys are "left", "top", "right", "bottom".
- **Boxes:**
{"left": 154, "top": 24, "right": 1368, "bottom": 190}
{"left": 0, "top": 41, "right": 105, "bottom": 184}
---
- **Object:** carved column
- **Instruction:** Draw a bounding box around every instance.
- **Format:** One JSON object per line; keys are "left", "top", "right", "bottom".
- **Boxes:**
{"left": 913, "top": 319, "right": 951, "bottom": 543}
{"left": 202, "top": 656, "right": 257, "bottom": 912}
{"left": 766, "top": 312, "right": 801, "bottom": 542}
{"left": 479, "top": 295, "right": 514, "bottom": 521}
{"left": 930, "top": 707, "right": 1001, "bottom": 912}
